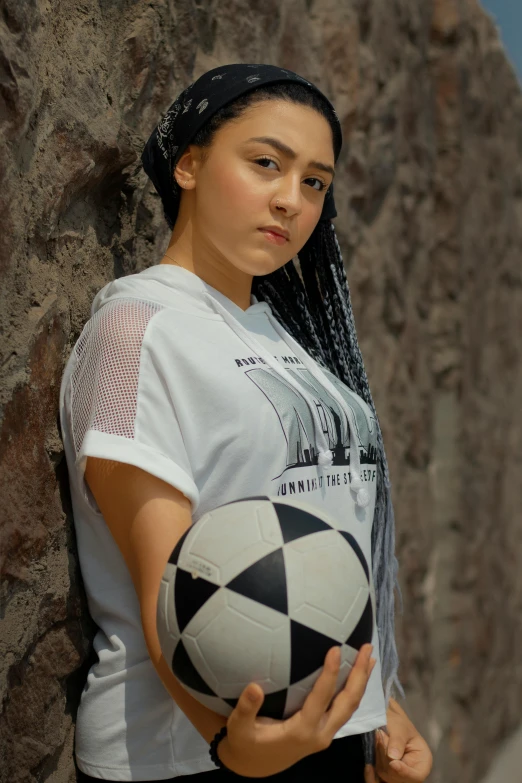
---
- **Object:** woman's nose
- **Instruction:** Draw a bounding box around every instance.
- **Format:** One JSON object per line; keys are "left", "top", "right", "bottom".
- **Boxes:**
{"left": 273, "top": 180, "right": 303, "bottom": 216}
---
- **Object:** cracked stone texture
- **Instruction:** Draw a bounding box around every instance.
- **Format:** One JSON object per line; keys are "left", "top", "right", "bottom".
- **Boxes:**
{"left": 1, "top": 1, "right": 521, "bottom": 782}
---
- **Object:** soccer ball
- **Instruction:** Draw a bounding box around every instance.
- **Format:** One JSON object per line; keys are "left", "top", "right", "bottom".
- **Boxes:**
{"left": 156, "top": 496, "right": 374, "bottom": 720}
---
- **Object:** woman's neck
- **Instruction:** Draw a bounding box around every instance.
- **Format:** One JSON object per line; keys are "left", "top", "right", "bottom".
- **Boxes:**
{"left": 159, "top": 215, "right": 254, "bottom": 312}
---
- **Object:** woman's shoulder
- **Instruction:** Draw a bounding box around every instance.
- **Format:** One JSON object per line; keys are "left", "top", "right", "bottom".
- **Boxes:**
{"left": 87, "top": 264, "right": 221, "bottom": 325}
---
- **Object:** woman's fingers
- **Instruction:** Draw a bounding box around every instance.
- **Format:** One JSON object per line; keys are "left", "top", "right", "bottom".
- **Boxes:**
{"left": 298, "top": 645, "right": 343, "bottom": 728}
{"left": 227, "top": 681, "right": 265, "bottom": 739}
{"left": 228, "top": 642, "right": 375, "bottom": 751}
{"left": 322, "top": 645, "right": 376, "bottom": 736}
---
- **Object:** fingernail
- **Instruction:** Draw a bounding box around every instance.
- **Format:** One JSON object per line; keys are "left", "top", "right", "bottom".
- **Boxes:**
{"left": 388, "top": 747, "right": 402, "bottom": 759}
{"left": 248, "top": 689, "right": 257, "bottom": 702}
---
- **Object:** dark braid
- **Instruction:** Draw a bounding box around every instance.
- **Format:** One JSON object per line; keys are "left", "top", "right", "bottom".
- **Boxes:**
{"left": 252, "top": 247, "right": 332, "bottom": 370}
{"left": 312, "top": 225, "right": 356, "bottom": 388}
{"left": 253, "top": 221, "right": 354, "bottom": 388}
{"left": 281, "top": 257, "right": 329, "bottom": 367}
{"left": 292, "top": 225, "right": 338, "bottom": 371}
{"left": 256, "top": 270, "right": 311, "bottom": 352}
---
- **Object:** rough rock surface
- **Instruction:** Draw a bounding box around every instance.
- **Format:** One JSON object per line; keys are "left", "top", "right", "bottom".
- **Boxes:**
{"left": 1, "top": 1, "right": 521, "bottom": 782}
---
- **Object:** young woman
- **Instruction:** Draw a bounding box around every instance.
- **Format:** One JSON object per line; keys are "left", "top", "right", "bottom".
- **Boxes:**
{"left": 59, "top": 64, "right": 432, "bottom": 782}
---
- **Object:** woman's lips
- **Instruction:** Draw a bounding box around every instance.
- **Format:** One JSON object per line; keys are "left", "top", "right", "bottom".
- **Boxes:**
{"left": 258, "top": 229, "right": 288, "bottom": 246}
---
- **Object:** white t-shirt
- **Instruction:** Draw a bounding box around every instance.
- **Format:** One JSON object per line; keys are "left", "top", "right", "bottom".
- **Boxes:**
{"left": 59, "top": 263, "right": 387, "bottom": 781}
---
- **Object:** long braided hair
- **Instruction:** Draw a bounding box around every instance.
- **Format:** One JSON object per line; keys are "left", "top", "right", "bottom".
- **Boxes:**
{"left": 189, "top": 82, "right": 405, "bottom": 761}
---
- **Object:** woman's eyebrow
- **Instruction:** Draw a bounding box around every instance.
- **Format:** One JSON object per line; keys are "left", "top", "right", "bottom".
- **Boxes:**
{"left": 244, "top": 135, "right": 335, "bottom": 179}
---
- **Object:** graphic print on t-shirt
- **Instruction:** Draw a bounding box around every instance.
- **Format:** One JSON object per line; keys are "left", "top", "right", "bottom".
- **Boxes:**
{"left": 235, "top": 353, "right": 378, "bottom": 489}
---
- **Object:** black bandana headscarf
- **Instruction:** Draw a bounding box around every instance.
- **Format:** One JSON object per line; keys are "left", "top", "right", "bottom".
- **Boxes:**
{"left": 141, "top": 63, "right": 342, "bottom": 230}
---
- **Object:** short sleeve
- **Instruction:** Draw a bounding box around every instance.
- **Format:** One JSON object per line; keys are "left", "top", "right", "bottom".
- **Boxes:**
{"left": 67, "top": 298, "right": 199, "bottom": 514}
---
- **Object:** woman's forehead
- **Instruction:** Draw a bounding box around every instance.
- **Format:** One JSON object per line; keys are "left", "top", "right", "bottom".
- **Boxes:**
{"left": 215, "top": 100, "right": 335, "bottom": 157}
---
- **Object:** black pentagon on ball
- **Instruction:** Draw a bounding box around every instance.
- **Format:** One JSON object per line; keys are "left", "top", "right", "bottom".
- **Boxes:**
{"left": 174, "top": 568, "right": 220, "bottom": 633}
{"left": 345, "top": 595, "right": 373, "bottom": 650}
{"left": 339, "top": 530, "right": 370, "bottom": 581}
{"left": 226, "top": 547, "right": 288, "bottom": 615}
{"left": 172, "top": 639, "right": 216, "bottom": 696}
{"left": 273, "top": 502, "right": 332, "bottom": 543}
{"left": 289, "top": 620, "right": 341, "bottom": 684}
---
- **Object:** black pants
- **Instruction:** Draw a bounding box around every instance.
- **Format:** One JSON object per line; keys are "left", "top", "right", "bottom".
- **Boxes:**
{"left": 77, "top": 733, "right": 366, "bottom": 781}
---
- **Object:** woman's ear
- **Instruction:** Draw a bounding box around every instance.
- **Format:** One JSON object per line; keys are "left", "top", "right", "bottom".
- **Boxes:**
{"left": 173, "top": 145, "right": 199, "bottom": 190}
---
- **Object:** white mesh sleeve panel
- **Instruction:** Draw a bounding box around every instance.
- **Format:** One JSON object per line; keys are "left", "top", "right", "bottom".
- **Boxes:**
{"left": 67, "top": 297, "right": 200, "bottom": 513}
{"left": 71, "top": 298, "right": 163, "bottom": 455}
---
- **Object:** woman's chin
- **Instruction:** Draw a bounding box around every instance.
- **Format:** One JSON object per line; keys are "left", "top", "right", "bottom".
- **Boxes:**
{"left": 238, "top": 252, "right": 293, "bottom": 277}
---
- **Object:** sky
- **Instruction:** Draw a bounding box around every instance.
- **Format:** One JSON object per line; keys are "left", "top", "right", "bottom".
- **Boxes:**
{"left": 480, "top": 0, "right": 522, "bottom": 83}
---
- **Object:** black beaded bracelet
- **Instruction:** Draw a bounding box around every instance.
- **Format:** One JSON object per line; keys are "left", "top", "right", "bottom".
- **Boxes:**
{"left": 209, "top": 725, "right": 230, "bottom": 770}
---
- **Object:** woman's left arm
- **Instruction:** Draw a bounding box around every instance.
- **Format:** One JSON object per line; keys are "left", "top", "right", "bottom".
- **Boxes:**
{"left": 364, "top": 698, "right": 433, "bottom": 783}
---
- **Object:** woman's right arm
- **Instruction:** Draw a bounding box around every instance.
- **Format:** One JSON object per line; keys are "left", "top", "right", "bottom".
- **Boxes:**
{"left": 84, "top": 457, "right": 376, "bottom": 778}
{"left": 84, "top": 457, "right": 229, "bottom": 743}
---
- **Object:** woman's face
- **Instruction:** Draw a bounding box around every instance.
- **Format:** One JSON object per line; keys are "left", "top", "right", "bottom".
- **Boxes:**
{"left": 175, "top": 99, "right": 336, "bottom": 278}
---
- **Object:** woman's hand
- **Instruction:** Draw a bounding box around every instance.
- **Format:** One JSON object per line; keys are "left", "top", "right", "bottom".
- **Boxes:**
{"left": 218, "top": 643, "right": 376, "bottom": 778}
{"left": 364, "top": 700, "right": 433, "bottom": 783}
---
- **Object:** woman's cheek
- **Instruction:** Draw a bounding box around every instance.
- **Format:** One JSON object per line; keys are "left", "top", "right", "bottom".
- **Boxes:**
{"left": 229, "top": 168, "right": 270, "bottom": 214}
{"left": 207, "top": 161, "right": 261, "bottom": 211}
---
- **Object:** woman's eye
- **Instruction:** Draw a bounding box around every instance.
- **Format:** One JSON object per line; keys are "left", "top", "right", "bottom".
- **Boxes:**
{"left": 306, "top": 177, "right": 327, "bottom": 192}
{"left": 254, "top": 158, "right": 327, "bottom": 191}
{"left": 255, "top": 156, "right": 278, "bottom": 170}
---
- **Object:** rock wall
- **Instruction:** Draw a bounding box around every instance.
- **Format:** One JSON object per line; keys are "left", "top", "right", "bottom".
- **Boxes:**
{"left": 1, "top": 1, "right": 521, "bottom": 782}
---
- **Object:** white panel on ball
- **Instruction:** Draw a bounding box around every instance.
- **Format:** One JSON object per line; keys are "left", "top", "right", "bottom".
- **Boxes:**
{"left": 156, "top": 563, "right": 180, "bottom": 665}
{"left": 284, "top": 530, "right": 369, "bottom": 641}
{"left": 179, "top": 500, "right": 284, "bottom": 585}
{"left": 183, "top": 587, "right": 291, "bottom": 699}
